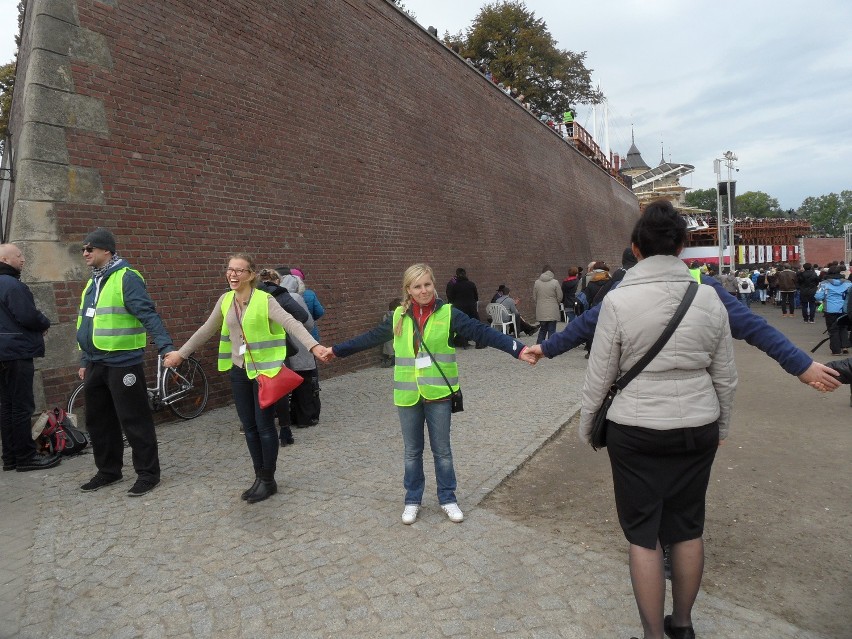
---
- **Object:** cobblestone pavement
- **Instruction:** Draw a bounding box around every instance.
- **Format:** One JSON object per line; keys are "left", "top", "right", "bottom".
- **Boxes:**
{"left": 0, "top": 333, "right": 831, "bottom": 638}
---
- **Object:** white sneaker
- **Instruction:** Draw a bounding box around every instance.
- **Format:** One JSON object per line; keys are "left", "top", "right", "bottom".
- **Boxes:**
{"left": 441, "top": 503, "right": 464, "bottom": 523}
{"left": 401, "top": 504, "right": 420, "bottom": 525}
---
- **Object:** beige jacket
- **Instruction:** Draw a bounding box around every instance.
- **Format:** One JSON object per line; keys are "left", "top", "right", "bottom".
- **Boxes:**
{"left": 579, "top": 255, "right": 737, "bottom": 442}
{"left": 533, "top": 271, "right": 563, "bottom": 321}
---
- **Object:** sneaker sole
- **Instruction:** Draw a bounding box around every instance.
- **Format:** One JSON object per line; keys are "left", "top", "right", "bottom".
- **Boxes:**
{"left": 80, "top": 477, "right": 122, "bottom": 492}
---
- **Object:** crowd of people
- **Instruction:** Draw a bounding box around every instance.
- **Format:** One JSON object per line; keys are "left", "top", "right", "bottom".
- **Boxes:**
{"left": 3, "top": 209, "right": 852, "bottom": 639}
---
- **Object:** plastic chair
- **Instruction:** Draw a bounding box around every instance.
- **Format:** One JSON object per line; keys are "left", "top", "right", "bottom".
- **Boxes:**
{"left": 487, "top": 303, "right": 517, "bottom": 336}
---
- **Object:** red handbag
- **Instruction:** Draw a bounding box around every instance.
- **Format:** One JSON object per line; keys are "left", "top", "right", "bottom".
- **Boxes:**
{"left": 256, "top": 367, "right": 303, "bottom": 409}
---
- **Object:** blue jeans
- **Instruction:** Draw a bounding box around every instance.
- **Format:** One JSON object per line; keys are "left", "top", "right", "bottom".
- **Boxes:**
{"left": 230, "top": 366, "right": 278, "bottom": 472}
{"left": 536, "top": 320, "right": 557, "bottom": 343}
{"left": 398, "top": 399, "right": 456, "bottom": 505}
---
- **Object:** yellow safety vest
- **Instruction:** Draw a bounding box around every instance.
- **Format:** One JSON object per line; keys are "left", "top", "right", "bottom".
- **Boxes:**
{"left": 77, "top": 267, "right": 146, "bottom": 351}
{"left": 218, "top": 290, "right": 287, "bottom": 379}
{"left": 688, "top": 268, "right": 702, "bottom": 284}
{"left": 393, "top": 304, "right": 459, "bottom": 407}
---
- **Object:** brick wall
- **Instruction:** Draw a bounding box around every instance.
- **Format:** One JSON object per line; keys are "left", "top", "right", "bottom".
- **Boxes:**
{"left": 9, "top": 0, "right": 638, "bottom": 411}
{"left": 802, "top": 238, "right": 846, "bottom": 268}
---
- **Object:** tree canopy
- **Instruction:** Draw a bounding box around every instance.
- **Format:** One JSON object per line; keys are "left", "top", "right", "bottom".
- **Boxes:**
{"left": 684, "top": 188, "right": 718, "bottom": 215}
{"left": 0, "top": 62, "right": 15, "bottom": 159}
{"left": 797, "top": 191, "right": 852, "bottom": 237}
{"left": 449, "top": 1, "right": 601, "bottom": 116}
{"left": 735, "top": 191, "right": 783, "bottom": 219}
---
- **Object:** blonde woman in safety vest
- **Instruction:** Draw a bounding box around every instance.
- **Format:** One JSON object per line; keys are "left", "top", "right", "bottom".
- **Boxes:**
{"left": 329, "top": 263, "right": 536, "bottom": 525}
{"left": 164, "top": 254, "right": 332, "bottom": 504}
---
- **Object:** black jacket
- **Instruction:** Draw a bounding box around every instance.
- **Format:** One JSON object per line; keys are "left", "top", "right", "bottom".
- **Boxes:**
{"left": 796, "top": 269, "right": 820, "bottom": 296}
{"left": 0, "top": 263, "right": 51, "bottom": 361}
{"left": 447, "top": 276, "right": 479, "bottom": 319}
{"left": 826, "top": 358, "right": 852, "bottom": 384}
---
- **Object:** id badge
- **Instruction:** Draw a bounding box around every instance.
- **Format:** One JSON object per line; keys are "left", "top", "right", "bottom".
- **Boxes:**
{"left": 85, "top": 307, "right": 96, "bottom": 317}
{"left": 415, "top": 352, "right": 432, "bottom": 369}
{"left": 238, "top": 344, "right": 246, "bottom": 356}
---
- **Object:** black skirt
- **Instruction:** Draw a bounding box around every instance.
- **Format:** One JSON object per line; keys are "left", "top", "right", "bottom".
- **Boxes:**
{"left": 606, "top": 420, "right": 719, "bottom": 550}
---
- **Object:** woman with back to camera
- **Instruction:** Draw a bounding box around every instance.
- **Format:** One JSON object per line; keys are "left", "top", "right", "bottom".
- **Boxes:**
{"left": 329, "top": 263, "right": 535, "bottom": 525}
{"left": 164, "top": 254, "right": 330, "bottom": 503}
{"left": 580, "top": 200, "right": 737, "bottom": 639}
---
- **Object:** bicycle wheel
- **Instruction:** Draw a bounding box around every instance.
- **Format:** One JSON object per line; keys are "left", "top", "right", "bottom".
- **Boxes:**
{"left": 164, "top": 357, "right": 209, "bottom": 419}
{"left": 67, "top": 381, "right": 88, "bottom": 432}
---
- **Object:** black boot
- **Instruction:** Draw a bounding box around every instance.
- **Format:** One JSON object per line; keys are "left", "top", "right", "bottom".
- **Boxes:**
{"left": 247, "top": 469, "right": 278, "bottom": 503}
{"left": 280, "top": 426, "right": 294, "bottom": 446}
{"left": 241, "top": 470, "right": 262, "bottom": 501}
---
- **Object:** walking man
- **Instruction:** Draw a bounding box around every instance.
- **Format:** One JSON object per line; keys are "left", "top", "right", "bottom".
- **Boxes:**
{"left": 0, "top": 244, "right": 59, "bottom": 472}
{"left": 76, "top": 229, "right": 174, "bottom": 496}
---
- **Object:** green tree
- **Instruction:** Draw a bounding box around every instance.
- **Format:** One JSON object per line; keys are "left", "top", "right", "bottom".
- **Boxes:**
{"left": 0, "top": 61, "right": 15, "bottom": 158}
{"left": 460, "top": 1, "right": 601, "bottom": 115}
{"left": 684, "top": 188, "right": 718, "bottom": 214}
{"left": 797, "top": 191, "right": 852, "bottom": 236}
{"left": 735, "top": 191, "right": 783, "bottom": 218}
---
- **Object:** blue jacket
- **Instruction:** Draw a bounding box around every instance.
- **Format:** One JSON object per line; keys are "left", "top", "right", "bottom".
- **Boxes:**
{"left": 541, "top": 273, "right": 813, "bottom": 376}
{"left": 303, "top": 288, "right": 324, "bottom": 340}
{"left": 333, "top": 299, "right": 525, "bottom": 360}
{"left": 814, "top": 277, "right": 851, "bottom": 314}
{"left": 0, "top": 264, "right": 51, "bottom": 361}
{"left": 77, "top": 259, "right": 174, "bottom": 367}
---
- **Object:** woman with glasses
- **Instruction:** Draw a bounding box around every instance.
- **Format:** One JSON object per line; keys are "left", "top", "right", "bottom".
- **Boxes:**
{"left": 164, "top": 254, "right": 331, "bottom": 503}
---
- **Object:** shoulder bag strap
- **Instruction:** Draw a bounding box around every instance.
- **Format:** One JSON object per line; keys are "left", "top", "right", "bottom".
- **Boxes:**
{"left": 412, "top": 318, "right": 455, "bottom": 395}
{"left": 612, "top": 280, "right": 699, "bottom": 393}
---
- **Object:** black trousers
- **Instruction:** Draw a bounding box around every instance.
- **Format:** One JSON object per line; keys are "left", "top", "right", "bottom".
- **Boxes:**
{"left": 0, "top": 358, "right": 37, "bottom": 464}
{"left": 84, "top": 362, "right": 160, "bottom": 482}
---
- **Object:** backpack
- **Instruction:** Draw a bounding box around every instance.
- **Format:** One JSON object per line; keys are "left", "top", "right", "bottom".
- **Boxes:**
{"left": 34, "top": 407, "right": 89, "bottom": 456}
{"left": 740, "top": 280, "right": 749, "bottom": 290}
{"left": 574, "top": 290, "right": 589, "bottom": 316}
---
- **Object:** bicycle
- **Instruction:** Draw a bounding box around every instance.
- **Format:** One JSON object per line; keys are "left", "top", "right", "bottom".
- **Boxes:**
{"left": 67, "top": 355, "right": 209, "bottom": 431}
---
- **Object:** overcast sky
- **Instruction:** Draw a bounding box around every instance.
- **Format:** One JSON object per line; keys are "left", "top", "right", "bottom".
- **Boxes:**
{"left": 401, "top": 0, "right": 852, "bottom": 210}
{"left": 2, "top": 0, "right": 850, "bottom": 209}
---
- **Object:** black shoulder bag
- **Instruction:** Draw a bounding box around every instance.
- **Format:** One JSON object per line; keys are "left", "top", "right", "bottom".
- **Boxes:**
{"left": 589, "top": 281, "right": 698, "bottom": 450}
{"left": 413, "top": 323, "right": 464, "bottom": 413}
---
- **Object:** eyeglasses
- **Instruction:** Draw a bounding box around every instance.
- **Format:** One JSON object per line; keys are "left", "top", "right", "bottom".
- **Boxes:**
{"left": 225, "top": 267, "right": 252, "bottom": 276}
{"left": 82, "top": 246, "right": 95, "bottom": 253}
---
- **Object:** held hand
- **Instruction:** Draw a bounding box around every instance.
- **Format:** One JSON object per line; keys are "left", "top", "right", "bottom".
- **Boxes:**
{"left": 311, "top": 345, "right": 334, "bottom": 362}
{"left": 518, "top": 346, "right": 540, "bottom": 365}
{"left": 798, "top": 361, "right": 841, "bottom": 392}
{"left": 163, "top": 351, "right": 185, "bottom": 369}
{"left": 78, "top": 367, "right": 86, "bottom": 381}
{"left": 523, "top": 344, "right": 544, "bottom": 364}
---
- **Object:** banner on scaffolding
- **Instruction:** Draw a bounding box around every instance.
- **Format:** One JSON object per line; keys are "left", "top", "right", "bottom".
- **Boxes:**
{"left": 680, "top": 245, "right": 799, "bottom": 267}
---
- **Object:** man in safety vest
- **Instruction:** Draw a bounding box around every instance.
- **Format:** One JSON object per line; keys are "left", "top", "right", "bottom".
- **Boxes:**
{"left": 76, "top": 228, "right": 175, "bottom": 496}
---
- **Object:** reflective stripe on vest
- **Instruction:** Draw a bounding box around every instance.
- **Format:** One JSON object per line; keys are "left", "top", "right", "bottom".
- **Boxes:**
{"left": 392, "top": 304, "right": 459, "bottom": 406}
{"left": 218, "top": 290, "right": 287, "bottom": 379}
{"left": 77, "top": 268, "right": 146, "bottom": 351}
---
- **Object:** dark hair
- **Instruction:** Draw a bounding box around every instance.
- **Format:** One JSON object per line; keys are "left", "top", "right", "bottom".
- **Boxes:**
{"left": 542, "top": 264, "right": 551, "bottom": 272}
{"left": 803, "top": 263, "right": 812, "bottom": 270}
{"left": 389, "top": 297, "right": 401, "bottom": 310}
{"left": 631, "top": 200, "right": 687, "bottom": 258}
{"left": 456, "top": 267, "right": 466, "bottom": 277}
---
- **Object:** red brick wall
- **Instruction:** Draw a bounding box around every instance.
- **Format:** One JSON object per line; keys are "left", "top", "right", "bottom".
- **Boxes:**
{"left": 802, "top": 238, "right": 846, "bottom": 268}
{"left": 41, "top": 0, "right": 637, "bottom": 408}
